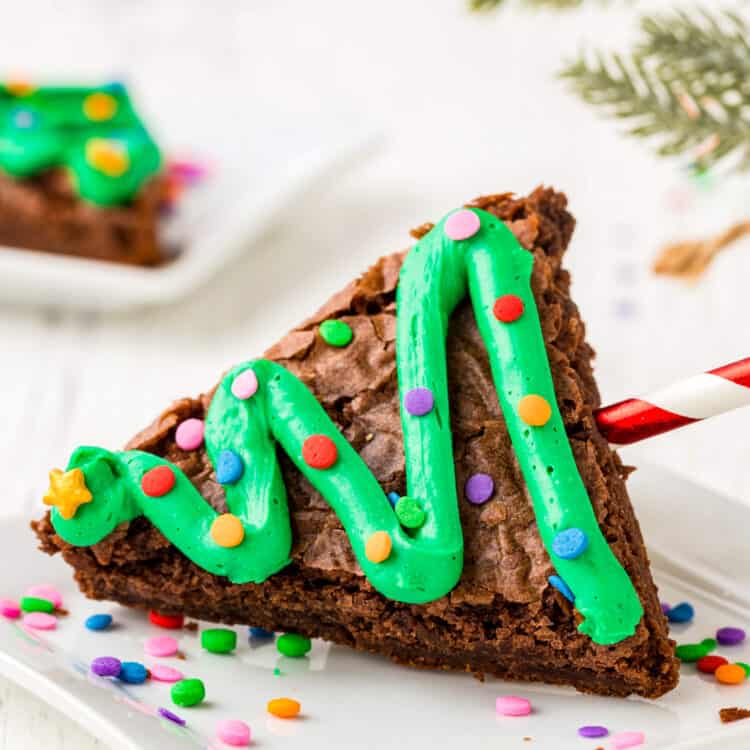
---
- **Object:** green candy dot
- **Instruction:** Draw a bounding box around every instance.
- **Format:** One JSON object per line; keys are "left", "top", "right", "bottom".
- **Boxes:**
{"left": 737, "top": 662, "right": 750, "bottom": 677}
{"left": 277, "top": 633, "right": 311, "bottom": 658}
{"left": 319, "top": 319, "right": 353, "bottom": 347}
{"left": 201, "top": 627, "right": 237, "bottom": 654}
{"left": 675, "top": 638, "right": 717, "bottom": 662}
{"left": 171, "top": 678, "right": 205, "bottom": 707}
{"left": 20, "top": 596, "right": 55, "bottom": 613}
{"left": 395, "top": 496, "right": 426, "bottom": 529}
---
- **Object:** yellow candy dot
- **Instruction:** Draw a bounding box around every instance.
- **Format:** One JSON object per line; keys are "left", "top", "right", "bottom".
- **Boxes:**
{"left": 518, "top": 394, "right": 552, "bottom": 427}
{"left": 210, "top": 513, "right": 245, "bottom": 548}
{"left": 85, "top": 138, "right": 130, "bottom": 177}
{"left": 365, "top": 531, "right": 392, "bottom": 564}
{"left": 83, "top": 92, "right": 118, "bottom": 121}
{"left": 6, "top": 80, "right": 35, "bottom": 97}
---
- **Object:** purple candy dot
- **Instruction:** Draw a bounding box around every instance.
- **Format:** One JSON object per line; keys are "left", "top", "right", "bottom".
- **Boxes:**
{"left": 716, "top": 626, "right": 746, "bottom": 646}
{"left": 91, "top": 656, "right": 122, "bottom": 677}
{"left": 158, "top": 707, "right": 186, "bottom": 727}
{"left": 465, "top": 473, "right": 494, "bottom": 504}
{"left": 404, "top": 387, "right": 434, "bottom": 416}
{"left": 660, "top": 602, "right": 671, "bottom": 615}
{"left": 578, "top": 725, "right": 609, "bottom": 739}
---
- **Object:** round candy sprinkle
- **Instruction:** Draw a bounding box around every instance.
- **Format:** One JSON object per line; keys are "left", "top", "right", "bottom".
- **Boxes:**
{"left": 249, "top": 626, "right": 274, "bottom": 639}
{"left": 675, "top": 638, "right": 716, "bottom": 662}
{"left": 697, "top": 655, "right": 728, "bottom": 674}
{"left": 141, "top": 465, "right": 175, "bottom": 497}
{"left": 0, "top": 599, "right": 20, "bottom": 619}
{"left": 611, "top": 731, "right": 645, "bottom": 749}
{"left": 12, "top": 109, "right": 36, "bottom": 129}
{"left": 171, "top": 678, "right": 205, "bottom": 707}
{"left": 737, "top": 662, "right": 750, "bottom": 676}
{"left": 666, "top": 602, "right": 694, "bottom": 624}
{"left": 578, "top": 725, "right": 609, "bottom": 738}
{"left": 365, "top": 530, "right": 392, "bottom": 563}
{"left": 211, "top": 513, "right": 245, "bottom": 548}
{"left": 548, "top": 575, "right": 575, "bottom": 603}
{"left": 319, "top": 319, "right": 353, "bottom": 347}
{"left": 216, "top": 718, "right": 251, "bottom": 746}
{"left": 145, "top": 635, "right": 179, "bottom": 657}
{"left": 302, "top": 435, "right": 338, "bottom": 469}
{"left": 465, "top": 473, "right": 494, "bottom": 504}
{"left": 277, "top": 633, "right": 311, "bottom": 658}
{"left": 83, "top": 92, "right": 118, "bottom": 121}
{"left": 267, "top": 697, "right": 301, "bottom": 719}
{"left": 216, "top": 450, "right": 244, "bottom": 485}
{"left": 201, "top": 628, "right": 237, "bottom": 654}
{"left": 551, "top": 528, "right": 589, "bottom": 560}
{"left": 20, "top": 596, "right": 55, "bottom": 614}
{"left": 158, "top": 707, "right": 186, "bottom": 727}
{"left": 717, "top": 627, "right": 746, "bottom": 646}
{"left": 175, "top": 418, "right": 205, "bottom": 451}
{"left": 495, "top": 695, "right": 532, "bottom": 717}
{"left": 118, "top": 661, "right": 148, "bottom": 684}
{"left": 395, "top": 496, "right": 426, "bottom": 529}
{"left": 23, "top": 612, "right": 56, "bottom": 630}
{"left": 150, "top": 664, "right": 184, "bottom": 682}
{"left": 715, "top": 663, "right": 747, "bottom": 685}
{"left": 149, "top": 611, "right": 184, "bottom": 629}
{"left": 85, "top": 138, "right": 130, "bottom": 177}
{"left": 85, "top": 613, "right": 113, "bottom": 631}
{"left": 444, "top": 209, "right": 480, "bottom": 241}
{"left": 91, "top": 656, "right": 122, "bottom": 677}
{"left": 660, "top": 602, "right": 671, "bottom": 615}
{"left": 387, "top": 491, "right": 400, "bottom": 507}
{"left": 231, "top": 369, "right": 259, "bottom": 400}
{"left": 518, "top": 394, "right": 552, "bottom": 427}
{"left": 404, "top": 387, "right": 434, "bottom": 417}
{"left": 25, "top": 584, "right": 63, "bottom": 609}
{"left": 493, "top": 295, "right": 524, "bottom": 323}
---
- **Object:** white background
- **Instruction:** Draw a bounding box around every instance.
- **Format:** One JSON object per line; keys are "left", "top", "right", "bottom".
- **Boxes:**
{"left": 1, "top": 0, "right": 749, "bottom": 746}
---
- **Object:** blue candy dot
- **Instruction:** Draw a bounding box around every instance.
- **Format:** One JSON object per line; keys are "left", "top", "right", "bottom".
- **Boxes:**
{"left": 551, "top": 528, "right": 589, "bottom": 560}
{"left": 548, "top": 574, "right": 575, "bottom": 603}
{"left": 85, "top": 613, "right": 113, "bottom": 631}
{"left": 118, "top": 661, "right": 148, "bottom": 684}
{"left": 249, "top": 626, "right": 274, "bottom": 639}
{"left": 666, "top": 602, "right": 694, "bottom": 624}
{"left": 387, "top": 492, "right": 400, "bottom": 507}
{"left": 216, "top": 450, "right": 244, "bottom": 484}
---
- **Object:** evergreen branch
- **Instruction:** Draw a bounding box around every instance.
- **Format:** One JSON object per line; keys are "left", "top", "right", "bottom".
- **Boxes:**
{"left": 560, "top": 8, "right": 750, "bottom": 171}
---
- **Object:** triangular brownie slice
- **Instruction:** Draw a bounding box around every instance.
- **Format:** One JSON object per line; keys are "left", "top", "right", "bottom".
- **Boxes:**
{"left": 34, "top": 187, "right": 679, "bottom": 698}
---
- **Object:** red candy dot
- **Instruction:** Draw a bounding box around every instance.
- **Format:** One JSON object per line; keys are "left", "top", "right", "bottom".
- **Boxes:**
{"left": 141, "top": 466, "right": 176, "bottom": 497}
{"left": 302, "top": 435, "right": 338, "bottom": 469}
{"left": 493, "top": 295, "right": 524, "bottom": 323}
{"left": 697, "top": 654, "right": 728, "bottom": 674}
{"left": 149, "top": 611, "right": 184, "bottom": 629}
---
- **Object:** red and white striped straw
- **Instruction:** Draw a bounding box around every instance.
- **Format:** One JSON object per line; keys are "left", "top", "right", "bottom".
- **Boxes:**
{"left": 594, "top": 356, "right": 750, "bottom": 445}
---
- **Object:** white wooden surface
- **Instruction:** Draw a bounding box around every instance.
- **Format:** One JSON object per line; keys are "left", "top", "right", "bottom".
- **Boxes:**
{"left": 2, "top": 0, "right": 750, "bottom": 746}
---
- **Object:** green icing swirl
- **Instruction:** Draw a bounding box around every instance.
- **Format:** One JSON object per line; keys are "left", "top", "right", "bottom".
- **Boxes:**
{"left": 49, "top": 208, "right": 643, "bottom": 644}
{"left": 0, "top": 83, "right": 161, "bottom": 205}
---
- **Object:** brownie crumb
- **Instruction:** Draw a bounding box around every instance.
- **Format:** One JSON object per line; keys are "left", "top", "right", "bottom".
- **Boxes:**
{"left": 720, "top": 707, "right": 750, "bottom": 723}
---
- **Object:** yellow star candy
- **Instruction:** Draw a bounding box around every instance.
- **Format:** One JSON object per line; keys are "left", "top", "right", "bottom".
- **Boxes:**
{"left": 43, "top": 468, "right": 92, "bottom": 520}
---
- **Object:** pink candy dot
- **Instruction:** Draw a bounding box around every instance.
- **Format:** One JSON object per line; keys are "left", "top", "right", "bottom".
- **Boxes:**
{"left": 495, "top": 695, "right": 532, "bottom": 717}
{"left": 144, "top": 635, "right": 179, "bottom": 657}
{"left": 231, "top": 369, "right": 259, "bottom": 400}
{"left": 444, "top": 209, "right": 481, "bottom": 241}
{"left": 175, "top": 418, "right": 205, "bottom": 451}
{"left": 149, "top": 664, "right": 184, "bottom": 682}
{"left": 0, "top": 598, "right": 20, "bottom": 619}
{"left": 23, "top": 612, "right": 57, "bottom": 630}
{"left": 216, "top": 719, "right": 251, "bottom": 747}
{"left": 611, "top": 731, "right": 646, "bottom": 750}
{"left": 25, "top": 584, "right": 63, "bottom": 610}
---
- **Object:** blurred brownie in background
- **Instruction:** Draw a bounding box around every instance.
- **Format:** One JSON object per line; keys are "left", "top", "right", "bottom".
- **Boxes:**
{"left": 0, "top": 81, "right": 166, "bottom": 266}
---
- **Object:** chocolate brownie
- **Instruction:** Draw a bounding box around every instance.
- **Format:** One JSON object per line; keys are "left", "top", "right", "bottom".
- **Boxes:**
{"left": 33, "top": 187, "right": 679, "bottom": 698}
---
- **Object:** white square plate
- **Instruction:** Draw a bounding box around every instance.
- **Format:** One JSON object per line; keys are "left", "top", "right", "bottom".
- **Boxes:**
{"left": 1, "top": 464, "right": 749, "bottom": 749}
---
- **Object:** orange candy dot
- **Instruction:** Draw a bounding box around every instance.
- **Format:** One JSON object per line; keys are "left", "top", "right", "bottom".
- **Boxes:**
{"left": 86, "top": 138, "right": 130, "bottom": 177}
{"left": 267, "top": 697, "right": 301, "bottom": 719}
{"left": 365, "top": 531, "right": 392, "bottom": 564}
{"left": 6, "top": 80, "right": 35, "bottom": 97}
{"left": 715, "top": 664, "right": 747, "bottom": 685}
{"left": 518, "top": 394, "right": 552, "bottom": 427}
{"left": 210, "top": 513, "right": 245, "bottom": 548}
{"left": 83, "top": 92, "right": 118, "bottom": 121}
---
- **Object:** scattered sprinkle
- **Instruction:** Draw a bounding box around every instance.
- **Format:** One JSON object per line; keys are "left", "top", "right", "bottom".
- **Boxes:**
{"left": 697, "top": 655, "right": 728, "bottom": 674}
{"left": 25, "top": 585, "right": 63, "bottom": 609}
{"left": 720, "top": 707, "right": 750, "bottom": 723}
{"left": 20, "top": 596, "right": 54, "bottom": 614}
{"left": 150, "top": 664, "right": 184, "bottom": 683}
{"left": 141, "top": 465, "right": 176, "bottom": 498}
{"left": 85, "top": 613, "right": 113, "bottom": 631}
{"left": 444, "top": 209, "right": 481, "bottom": 241}
{"left": 666, "top": 602, "right": 694, "bottom": 624}
{"left": 215, "top": 450, "right": 244, "bottom": 485}
{"left": 551, "top": 528, "right": 589, "bottom": 560}
{"left": 387, "top": 491, "right": 400, "bottom": 507}
{"left": 249, "top": 626, "right": 274, "bottom": 639}
{"left": 493, "top": 294, "right": 524, "bottom": 323}
{"left": 277, "top": 633, "right": 311, "bottom": 658}
{"left": 23, "top": 612, "right": 56, "bottom": 630}
{"left": 267, "top": 697, "right": 301, "bottom": 719}
{"left": 175, "top": 418, "right": 205, "bottom": 451}
{"left": 578, "top": 725, "right": 608, "bottom": 738}
{"left": 676, "top": 638, "right": 716, "bottom": 662}
{"left": 302, "top": 434, "right": 338, "bottom": 469}
{"left": 716, "top": 664, "right": 747, "bottom": 685}
{"left": 158, "top": 707, "right": 186, "bottom": 727}
{"left": 395, "top": 496, "right": 426, "bottom": 529}
{"left": 171, "top": 678, "right": 205, "bottom": 707}
{"left": 404, "top": 387, "right": 434, "bottom": 417}
{"left": 611, "top": 731, "right": 645, "bottom": 749}
{"left": 0, "top": 599, "right": 21, "bottom": 619}
{"left": 149, "top": 611, "right": 184, "bottom": 629}
{"left": 210, "top": 513, "right": 245, "bottom": 548}
{"left": 118, "top": 661, "right": 148, "bottom": 684}
{"left": 216, "top": 718, "right": 251, "bottom": 746}
{"left": 145, "top": 635, "right": 179, "bottom": 657}
{"left": 91, "top": 656, "right": 122, "bottom": 677}
{"left": 231, "top": 369, "right": 259, "bottom": 400}
{"left": 201, "top": 628, "right": 237, "bottom": 654}
{"left": 737, "top": 662, "right": 750, "bottom": 676}
{"left": 319, "top": 319, "right": 353, "bottom": 347}
{"left": 660, "top": 602, "right": 671, "bottom": 615}
{"left": 83, "top": 92, "right": 118, "bottom": 121}
{"left": 465, "top": 473, "right": 494, "bottom": 504}
{"left": 517, "top": 394, "right": 552, "bottom": 427}
{"left": 717, "top": 627, "right": 746, "bottom": 647}
{"left": 365, "top": 530, "right": 392, "bottom": 563}
{"left": 548, "top": 575, "right": 575, "bottom": 603}
{"left": 495, "top": 695, "right": 532, "bottom": 717}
